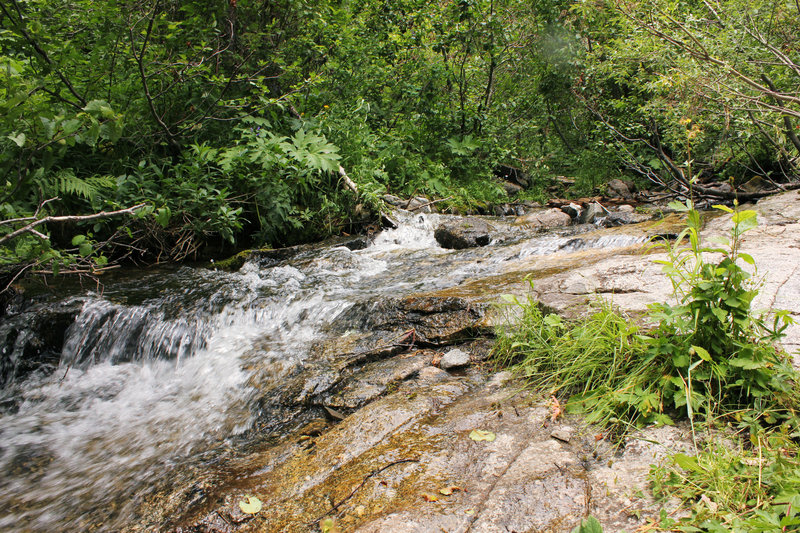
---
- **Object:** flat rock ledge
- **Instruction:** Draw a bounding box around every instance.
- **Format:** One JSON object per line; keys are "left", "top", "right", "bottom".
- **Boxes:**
{"left": 165, "top": 370, "right": 689, "bottom": 533}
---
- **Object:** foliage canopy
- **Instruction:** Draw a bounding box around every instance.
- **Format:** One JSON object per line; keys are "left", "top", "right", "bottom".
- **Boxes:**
{"left": 1, "top": 0, "right": 798, "bottom": 286}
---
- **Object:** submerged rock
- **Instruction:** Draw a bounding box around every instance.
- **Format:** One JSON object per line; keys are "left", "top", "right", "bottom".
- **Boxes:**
{"left": 0, "top": 298, "right": 82, "bottom": 395}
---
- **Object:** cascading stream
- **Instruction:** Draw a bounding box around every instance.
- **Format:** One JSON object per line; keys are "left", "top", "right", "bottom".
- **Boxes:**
{"left": 0, "top": 212, "right": 649, "bottom": 532}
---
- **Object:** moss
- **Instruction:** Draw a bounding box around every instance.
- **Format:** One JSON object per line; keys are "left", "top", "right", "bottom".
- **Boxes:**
{"left": 210, "top": 247, "right": 272, "bottom": 271}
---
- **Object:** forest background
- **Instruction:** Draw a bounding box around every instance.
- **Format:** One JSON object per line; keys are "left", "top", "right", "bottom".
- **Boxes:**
{"left": 1, "top": 0, "right": 799, "bottom": 286}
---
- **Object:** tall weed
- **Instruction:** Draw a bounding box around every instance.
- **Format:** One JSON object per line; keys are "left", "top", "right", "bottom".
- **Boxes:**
{"left": 495, "top": 201, "right": 799, "bottom": 435}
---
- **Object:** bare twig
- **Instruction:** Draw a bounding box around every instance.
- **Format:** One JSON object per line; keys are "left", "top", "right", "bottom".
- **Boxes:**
{"left": 0, "top": 204, "right": 147, "bottom": 246}
{"left": 337, "top": 165, "right": 359, "bottom": 195}
{"left": 310, "top": 458, "right": 420, "bottom": 525}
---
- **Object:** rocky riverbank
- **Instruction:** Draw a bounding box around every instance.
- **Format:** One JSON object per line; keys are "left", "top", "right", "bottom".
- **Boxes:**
{"left": 4, "top": 190, "right": 800, "bottom": 533}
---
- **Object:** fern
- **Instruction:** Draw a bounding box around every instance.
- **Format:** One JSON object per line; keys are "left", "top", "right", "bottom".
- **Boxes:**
{"left": 36, "top": 170, "right": 115, "bottom": 201}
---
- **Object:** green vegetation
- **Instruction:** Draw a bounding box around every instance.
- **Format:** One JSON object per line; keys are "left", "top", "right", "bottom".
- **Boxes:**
{"left": 651, "top": 434, "right": 800, "bottom": 531}
{"left": 495, "top": 204, "right": 800, "bottom": 530}
{"left": 1, "top": 0, "right": 799, "bottom": 289}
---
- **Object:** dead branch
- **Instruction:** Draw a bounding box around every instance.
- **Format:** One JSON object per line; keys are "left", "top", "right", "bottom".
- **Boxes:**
{"left": 337, "top": 165, "right": 359, "bottom": 195}
{"left": 0, "top": 204, "right": 147, "bottom": 247}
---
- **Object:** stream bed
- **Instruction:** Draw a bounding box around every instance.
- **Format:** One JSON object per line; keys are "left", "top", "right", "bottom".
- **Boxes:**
{"left": 0, "top": 212, "right": 652, "bottom": 532}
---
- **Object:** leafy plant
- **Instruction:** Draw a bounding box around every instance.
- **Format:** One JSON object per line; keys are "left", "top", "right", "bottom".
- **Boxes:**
{"left": 649, "top": 200, "right": 797, "bottom": 429}
{"left": 571, "top": 516, "right": 603, "bottom": 533}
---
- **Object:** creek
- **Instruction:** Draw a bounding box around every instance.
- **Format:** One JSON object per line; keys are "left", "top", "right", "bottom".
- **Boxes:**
{"left": 0, "top": 211, "right": 649, "bottom": 532}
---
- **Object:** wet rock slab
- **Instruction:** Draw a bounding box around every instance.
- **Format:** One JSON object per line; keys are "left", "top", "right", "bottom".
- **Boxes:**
{"left": 166, "top": 368, "right": 688, "bottom": 533}
{"left": 527, "top": 191, "right": 800, "bottom": 355}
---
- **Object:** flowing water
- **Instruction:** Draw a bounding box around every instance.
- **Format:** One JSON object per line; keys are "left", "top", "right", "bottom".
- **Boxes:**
{"left": 0, "top": 213, "right": 649, "bottom": 532}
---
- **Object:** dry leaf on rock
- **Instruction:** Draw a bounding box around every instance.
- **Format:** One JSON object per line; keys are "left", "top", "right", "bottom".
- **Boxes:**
{"left": 422, "top": 492, "right": 440, "bottom": 502}
{"left": 238, "top": 496, "right": 262, "bottom": 514}
{"left": 320, "top": 517, "right": 342, "bottom": 533}
{"left": 439, "top": 485, "right": 464, "bottom": 495}
{"left": 548, "top": 395, "right": 563, "bottom": 422}
{"left": 469, "top": 429, "right": 496, "bottom": 442}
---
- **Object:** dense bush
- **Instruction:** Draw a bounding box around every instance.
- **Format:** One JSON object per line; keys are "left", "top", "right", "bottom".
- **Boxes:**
{"left": 1, "top": 0, "right": 798, "bottom": 286}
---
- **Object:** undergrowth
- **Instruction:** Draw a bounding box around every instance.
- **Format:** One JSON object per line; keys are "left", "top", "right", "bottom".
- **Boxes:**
{"left": 495, "top": 200, "right": 800, "bottom": 531}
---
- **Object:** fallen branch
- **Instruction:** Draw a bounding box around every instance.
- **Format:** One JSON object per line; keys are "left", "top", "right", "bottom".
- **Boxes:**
{"left": 338, "top": 165, "right": 359, "bottom": 195}
{"left": 403, "top": 196, "right": 453, "bottom": 211}
{"left": 0, "top": 203, "right": 147, "bottom": 247}
{"left": 691, "top": 182, "right": 800, "bottom": 201}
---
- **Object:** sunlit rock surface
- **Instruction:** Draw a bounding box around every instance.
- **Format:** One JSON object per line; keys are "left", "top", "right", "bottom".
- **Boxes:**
{"left": 3, "top": 192, "right": 800, "bottom": 532}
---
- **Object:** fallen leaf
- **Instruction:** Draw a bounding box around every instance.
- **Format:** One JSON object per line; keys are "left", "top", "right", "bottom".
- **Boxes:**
{"left": 439, "top": 485, "right": 464, "bottom": 496}
{"left": 319, "top": 517, "right": 342, "bottom": 533}
{"left": 465, "top": 508, "right": 476, "bottom": 516}
{"left": 700, "top": 494, "right": 718, "bottom": 513}
{"left": 422, "top": 492, "right": 440, "bottom": 502}
{"left": 323, "top": 405, "right": 346, "bottom": 420}
{"left": 238, "top": 496, "right": 262, "bottom": 514}
{"left": 548, "top": 395, "right": 563, "bottom": 422}
{"left": 469, "top": 429, "right": 496, "bottom": 442}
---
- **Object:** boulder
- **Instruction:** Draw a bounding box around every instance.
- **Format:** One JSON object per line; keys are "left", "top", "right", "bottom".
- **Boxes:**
{"left": 493, "top": 204, "right": 516, "bottom": 217}
{"left": 561, "top": 203, "right": 582, "bottom": 220}
{"left": 440, "top": 348, "right": 471, "bottom": 370}
{"left": 382, "top": 194, "right": 404, "bottom": 207}
{"left": 515, "top": 208, "right": 572, "bottom": 229}
{"left": 501, "top": 181, "right": 523, "bottom": 196}
{"left": 606, "top": 179, "right": 632, "bottom": 199}
{"left": 579, "top": 202, "right": 606, "bottom": 224}
{"left": 741, "top": 176, "right": 768, "bottom": 193}
{"left": 434, "top": 219, "right": 494, "bottom": 249}
{"left": 601, "top": 211, "right": 652, "bottom": 227}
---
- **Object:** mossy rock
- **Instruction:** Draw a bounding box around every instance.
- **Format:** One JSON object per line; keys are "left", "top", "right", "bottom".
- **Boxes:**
{"left": 210, "top": 247, "right": 272, "bottom": 271}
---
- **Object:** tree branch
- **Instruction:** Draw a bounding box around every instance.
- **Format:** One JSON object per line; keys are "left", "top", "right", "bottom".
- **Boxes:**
{"left": 0, "top": 204, "right": 147, "bottom": 247}
{"left": 761, "top": 74, "right": 800, "bottom": 154}
{"left": 1, "top": 0, "right": 87, "bottom": 108}
{"left": 128, "top": 0, "right": 181, "bottom": 154}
